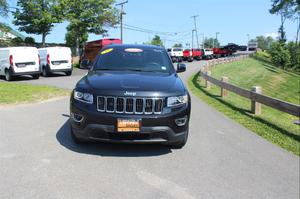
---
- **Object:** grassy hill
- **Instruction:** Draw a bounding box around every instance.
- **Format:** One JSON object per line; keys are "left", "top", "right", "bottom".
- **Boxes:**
{"left": 211, "top": 58, "right": 300, "bottom": 105}
{"left": 189, "top": 57, "right": 300, "bottom": 156}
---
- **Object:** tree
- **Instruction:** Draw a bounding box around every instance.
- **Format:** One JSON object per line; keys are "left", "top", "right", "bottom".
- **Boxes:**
{"left": 150, "top": 35, "right": 163, "bottom": 46}
{"left": 0, "top": 0, "right": 8, "bottom": 17}
{"left": 62, "top": 0, "right": 118, "bottom": 55}
{"left": 270, "top": 0, "right": 299, "bottom": 43}
{"left": 13, "top": 0, "right": 63, "bottom": 46}
{"left": 204, "top": 38, "right": 220, "bottom": 48}
{"left": 256, "top": 36, "right": 275, "bottom": 50}
{"left": 65, "top": 23, "right": 88, "bottom": 55}
{"left": 269, "top": 42, "right": 291, "bottom": 69}
{"left": 24, "top": 37, "right": 35, "bottom": 45}
{"left": 173, "top": 43, "right": 183, "bottom": 48}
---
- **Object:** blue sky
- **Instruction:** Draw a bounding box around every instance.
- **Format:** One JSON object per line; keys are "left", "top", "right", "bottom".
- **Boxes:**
{"left": 1, "top": 0, "right": 298, "bottom": 48}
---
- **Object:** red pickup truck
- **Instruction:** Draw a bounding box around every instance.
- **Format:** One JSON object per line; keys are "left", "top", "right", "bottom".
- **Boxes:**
{"left": 80, "top": 38, "right": 122, "bottom": 68}
{"left": 183, "top": 49, "right": 193, "bottom": 62}
{"left": 191, "top": 49, "right": 202, "bottom": 60}
{"left": 212, "top": 47, "right": 231, "bottom": 58}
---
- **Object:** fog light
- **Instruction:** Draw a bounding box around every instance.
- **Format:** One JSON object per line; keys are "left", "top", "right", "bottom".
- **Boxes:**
{"left": 175, "top": 116, "right": 188, "bottom": 127}
{"left": 71, "top": 112, "right": 84, "bottom": 123}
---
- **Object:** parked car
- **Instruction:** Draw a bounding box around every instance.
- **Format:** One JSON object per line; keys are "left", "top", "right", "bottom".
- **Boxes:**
{"left": 213, "top": 47, "right": 232, "bottom": 58}
{"left": 70, "top": 44, "right": 191, "bottom": 149}
{"left": 80, "top": 38, "right": 122, "bottom": 69}
{"left": 167, "top": 48, "right": 183, "bottom": 62}
{"left": 38, "top": 47, "right": 72, "bottom": 77}
{"left": 191, "top": 48, "right": 202, "bottom": 60}
{"left": 0, "top": 47, "right": 40, "bottom": 81}
{"left": 182, "top": 49, "right": 193, "bottom": 62}
{"left": 202, "top": 48, "right": 214, "bottom": 59}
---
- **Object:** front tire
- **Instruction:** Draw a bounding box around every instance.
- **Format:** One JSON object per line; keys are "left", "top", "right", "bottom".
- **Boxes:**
{"left": 170, "top": 128, "right": 189, "bottom": 149}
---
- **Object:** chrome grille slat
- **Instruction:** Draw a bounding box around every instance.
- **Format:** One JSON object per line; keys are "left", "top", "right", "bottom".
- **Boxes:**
{"left": 97, "top": 96, "right": 163, "bottom": 115}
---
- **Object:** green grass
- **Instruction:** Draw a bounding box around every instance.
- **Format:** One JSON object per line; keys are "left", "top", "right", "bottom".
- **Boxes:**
{"left": 0, "top": 82, "right": 69, "bottom": 105}
{"left": 188, "top": 58, "right": 300, "bottom": 156}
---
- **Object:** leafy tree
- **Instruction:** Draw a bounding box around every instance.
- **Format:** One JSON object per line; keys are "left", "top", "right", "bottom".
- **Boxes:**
{"left": 65, "top": 23, "right": 88, "bottom": 55}
{"left": 24, "top": 37, "right": 35, "bottom": 45}
{"left": 13, "top": 0, "right": 63, "bottom": 46}
{"left": 269, "top": 42, "right": 291, "bottom": 69}
{"left": 62, "top": 0, "right": 118, "bottom": 55}
{"left": 150, "top": 35, "right": 163, "bottom": 46}
{"left": 287, "top": 41, "right": 300, "bottom": 71}
{"left": 0, "top": 0, "right": 8, "bottom": 17}
{"left": 11, "top": 36, "right": 24, "bottom": 45}
{"left": 256, "top": 36, "right": 275, "bottom": 50}
{"left": 173, "top": 43, "right": 183, "bottom": 48}
{"left": 270, "top": 0, "right": 299, "bottom": 43}
{"left": 204, "top": 38, "right": 220, "bottom": 48}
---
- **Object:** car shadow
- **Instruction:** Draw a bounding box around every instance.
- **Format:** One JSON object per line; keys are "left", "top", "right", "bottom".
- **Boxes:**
{"left": 56, "top": 119, "right": 172, "bottom": 157}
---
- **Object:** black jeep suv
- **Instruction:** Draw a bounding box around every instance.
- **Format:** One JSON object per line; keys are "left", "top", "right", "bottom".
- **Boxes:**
{"left": 70, "top": 44, "right": 191, "bottom": 148}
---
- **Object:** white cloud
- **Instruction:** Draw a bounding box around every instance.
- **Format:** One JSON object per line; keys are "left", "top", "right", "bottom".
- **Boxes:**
{"left": 265, "top": 32, "right": 279, "bottom": 39}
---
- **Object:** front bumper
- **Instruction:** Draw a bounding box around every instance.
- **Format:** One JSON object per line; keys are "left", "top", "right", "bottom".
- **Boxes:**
{"left": 70, "top": 99, "right": 190, "bottom": 144}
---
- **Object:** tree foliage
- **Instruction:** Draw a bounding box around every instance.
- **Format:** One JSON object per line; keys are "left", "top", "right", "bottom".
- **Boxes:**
{"left": 13, "top": 0, "right": 63, "bottom": 46}
{"left": 61, "top": 0, "right": 118, "bottom": 55}
{"left": 269, "top": 42, "right": 291, "bottom": 69}
{"left": 150, "top": 35, "right": 163, "bottom": 46}
{"left": 173, "top": 43, "right": 183, "bottom": 48}
{"left": 204, "top": 38, "right": 220, "bottom": 48}
{"left": 65, "top": 23, "right": 88, "bottom": 55}
{"left": 0, "top": 0, "right": 8, "bottom": 17}
{"left": 256, "top": 36, "right": 275, "bottom": 50}
{"left": 270, "top": 0, "right": 300, "bottom": 43}
{"left": 24, "top": 37, "right": 35, "bottom": 45}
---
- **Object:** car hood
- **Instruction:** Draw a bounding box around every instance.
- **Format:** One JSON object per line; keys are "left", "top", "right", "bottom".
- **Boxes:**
{"left": 76, "top": 71, "right": 186, "bottom": 97}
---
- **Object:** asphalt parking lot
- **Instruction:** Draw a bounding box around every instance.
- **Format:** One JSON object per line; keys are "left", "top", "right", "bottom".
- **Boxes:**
{"left": 0, "top": 61, "right": 299, "bottom": 199}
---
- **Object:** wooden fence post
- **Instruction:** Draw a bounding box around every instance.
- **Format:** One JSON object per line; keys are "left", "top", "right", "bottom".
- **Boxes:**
{"left": 251, "top": 86, "right": 262, "bottom": 115}
{"left": 221, "top": 77, "right": 229, "bottom": 97}
{"left": 205, "top": 71, "right": 211, "bottom": 89}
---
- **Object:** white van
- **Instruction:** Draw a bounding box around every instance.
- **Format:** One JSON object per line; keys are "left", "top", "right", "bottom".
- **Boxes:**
{"left": 38, "top": 47, "right": 72, "bottom": 76}
{"left": 0, "top": 47, "right": 40, "bottom": 81}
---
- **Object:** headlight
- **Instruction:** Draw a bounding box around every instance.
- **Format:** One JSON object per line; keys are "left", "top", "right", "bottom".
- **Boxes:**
{"left": 167, "top": 94, "right": 188, "bottom": 107}
{"left": 74, "top": 90, "right": 94, "bottom": 104}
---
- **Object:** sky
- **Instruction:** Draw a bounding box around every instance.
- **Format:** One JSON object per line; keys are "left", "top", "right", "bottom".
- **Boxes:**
{"left": 1, "top": 0, "right": 298, "bottom": 48}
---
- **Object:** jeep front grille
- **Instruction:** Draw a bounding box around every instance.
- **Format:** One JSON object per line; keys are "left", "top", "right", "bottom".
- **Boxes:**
{"left": 97, "top": 96, "right": 164, "bottom": 114}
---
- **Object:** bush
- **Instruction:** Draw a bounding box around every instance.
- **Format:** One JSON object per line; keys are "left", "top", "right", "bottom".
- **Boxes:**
{"left": 24, "top": 37, "right": 35, "bottom": 45}
{"left": 10, "top": 37, "right": 24, "bottom": 46}
{"left": 287, "top": 42, "right": 300, "bottom": 72}
{"left": 268, "top": 42, "right": 291, "bottom": 69}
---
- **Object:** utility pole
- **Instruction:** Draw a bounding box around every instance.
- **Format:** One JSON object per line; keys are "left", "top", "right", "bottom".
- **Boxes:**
{"left": 247, "top": 34, "right": 250, "bottom": 51}
{"left": 191, "top": 15, "right": 199, "bottom": 49}
{"left": 213, "top": 32, "right": 220, "bottom": 48}
{"left": 199, "top": 33, "right": 204, "bottom": 49}
{"left": 116, "top": 0, "right": 128, "bottom": 42}
{"left": 192, "top": 29, "right": 195, "bottom": 49}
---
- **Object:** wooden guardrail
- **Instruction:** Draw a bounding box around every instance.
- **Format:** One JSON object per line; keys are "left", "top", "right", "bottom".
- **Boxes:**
{"left": 200, "top": 70, "right": 300, "bottom": 117}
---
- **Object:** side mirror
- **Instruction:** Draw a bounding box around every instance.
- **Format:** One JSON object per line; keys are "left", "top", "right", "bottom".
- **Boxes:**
{"left": 177, "top": 63, "right": 186, "bottom": 73}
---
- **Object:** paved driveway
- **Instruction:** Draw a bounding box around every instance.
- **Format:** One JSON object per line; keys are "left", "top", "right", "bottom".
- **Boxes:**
{"left": 0, "top": 61, "right": 299, "bottom": 199}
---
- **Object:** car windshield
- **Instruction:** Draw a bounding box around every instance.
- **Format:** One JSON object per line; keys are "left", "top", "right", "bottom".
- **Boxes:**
{"left": 93, "top": 47, "right": 174, "bottom": 73}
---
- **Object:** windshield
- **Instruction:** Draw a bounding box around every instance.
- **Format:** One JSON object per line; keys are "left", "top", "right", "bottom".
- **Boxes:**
{"left": 93, "top": 47, "right": 174, "bottom": 73}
